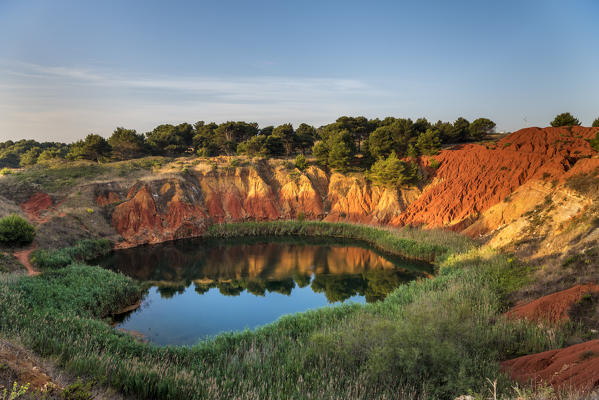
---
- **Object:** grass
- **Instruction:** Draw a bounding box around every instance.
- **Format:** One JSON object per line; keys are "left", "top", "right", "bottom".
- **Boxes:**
{"left": 30, "top": 239, "right": 111, "bottom": 270}
{"left": 204, "top": 221, "right": 474, "bottom": 262}
{"left": 0, "top": 222, "right": 567, "bottom": 399}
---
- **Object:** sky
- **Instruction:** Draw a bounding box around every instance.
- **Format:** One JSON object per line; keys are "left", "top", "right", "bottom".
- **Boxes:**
{"left": 0, "top": 0, "right": 598, "bottom": 142}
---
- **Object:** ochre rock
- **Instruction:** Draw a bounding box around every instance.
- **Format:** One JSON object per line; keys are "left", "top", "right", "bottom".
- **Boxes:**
{"left": 105, "top": 127, "right": 599, "bottom": 247}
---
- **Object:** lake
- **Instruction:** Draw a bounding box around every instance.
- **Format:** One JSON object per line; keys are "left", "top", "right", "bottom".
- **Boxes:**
{"left": 97, "top": 236, "right": 432, "bottom": 345}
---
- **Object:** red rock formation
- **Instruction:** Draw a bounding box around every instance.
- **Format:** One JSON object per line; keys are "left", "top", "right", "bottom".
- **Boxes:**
{"left": 105, "top": 127, "right": 599, "bottom": 247}
{"left": 506, "top": 284, "right": 599, "bottom": 323}
{"left": 502, "top": 339, "right": 599, "bottom": 392}
{"left": 20, "top": 193, "right": 53, "bottom": 223}
{"left": 392, "top": 127, "right": 598, "bottom": 229}
{"left": 96, "top": 191, "right": 120, "bottom": 206}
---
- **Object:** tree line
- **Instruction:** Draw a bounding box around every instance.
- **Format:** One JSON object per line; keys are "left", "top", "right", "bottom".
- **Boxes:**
{"left": 2, "top": 113, "right": 596, "bottom": 188}
{"left": 0, "top": 116, "right": 495, "bottom": 168}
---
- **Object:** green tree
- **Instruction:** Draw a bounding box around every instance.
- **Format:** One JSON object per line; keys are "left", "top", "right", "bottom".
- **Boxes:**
{"left": 20, "top": 147, "right": 41, "bottom": 166}
{"left": 312, "top": 141, "right": 329, "bottom": 166}
{"left": 214, "top": 121, "right": 259, "bottom": 155}
{"left": 327, "top": 130, "right": 355, "bottom": 171}
{"left": 448, "top": 117, "right": 470, "bottom": 143}
{"left": 294, "top": 154, "right": 307, "bottom": 171}
{"left": 37, "top": 148, "right": 66, "bottom": 164}
{"left": 272, "top": 123, "right": 296, "bottom": 156}
{"left": 367, "top": 151, "right": 418, "bottom": 189}
{"left": 67, "top": 134, "right": 111, "bottom": 162}
{"left": 550, "top": 112, "right": 581, "bottom": 127}
{"left": 193, "top": 121, "right": 220, "bottom": 156}
{"left": 295, "top": 123, "right": 317, "bottom": 154}
{"left": 592, "top": 118, "right": 599, "bottom": 128}
{"left": 146, "top": 123, "right": 194, "bottom": 156}
{"left": 367, "top": 119, "right": 414, "bottom": 159}
{"left": 416, "top": 129, "right": 441, "bottom": 155}
{"left": 237, "top": 135, "right": 267, "bottom": 157}
{"left": 413, "top": 117, "right": 432, "bottom": 134}
{"left": 0, "top": 214, "right": 35, "bottom": 245}
{"left": 108, "top": 127, "right": 147, "bottom": 160}
{"left": 469, "top": 118, "right": 496, "bottom": 141}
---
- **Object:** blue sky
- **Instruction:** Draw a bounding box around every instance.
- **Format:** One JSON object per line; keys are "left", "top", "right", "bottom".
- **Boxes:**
{"left": 1, "top": 0, "right": 598, "bottom": 142}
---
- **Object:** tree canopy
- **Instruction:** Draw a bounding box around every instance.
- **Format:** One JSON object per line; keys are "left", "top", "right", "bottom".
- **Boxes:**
{"left": 550, "top": 112, "right": 581, "bottom": 127}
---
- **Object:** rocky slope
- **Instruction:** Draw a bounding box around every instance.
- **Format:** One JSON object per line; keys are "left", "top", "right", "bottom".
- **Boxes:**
{"left": 1, "top": 126, "right": 597, "bottom": 252}
{"left": 2, "top": 125, "right": 599, "bottom": 394}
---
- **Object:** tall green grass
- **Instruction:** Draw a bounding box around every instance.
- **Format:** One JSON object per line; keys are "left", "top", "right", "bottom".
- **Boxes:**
{"left": 0, "top": 223, "right": 564, "bottom": 399}
{"left": 30, "top": 238, "right": 111, "bottom": 270}
{"left": 204, "top": 221, "right": 474, "bottom": 262}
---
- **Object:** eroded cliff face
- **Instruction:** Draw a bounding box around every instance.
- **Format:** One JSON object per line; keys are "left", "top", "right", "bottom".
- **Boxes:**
{"left": 105, "top": 164, "right": 416, "bottom": 248}
{"left": 6, "top": 126, "right": 597, "bottom": 253}
{"left": 100, "top": 126, "right": 599, "bottom": 248}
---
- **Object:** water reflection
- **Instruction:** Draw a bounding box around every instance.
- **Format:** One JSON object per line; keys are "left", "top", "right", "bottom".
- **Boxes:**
{"left": 100, "top": 237, "right": 432, "bottom": 303}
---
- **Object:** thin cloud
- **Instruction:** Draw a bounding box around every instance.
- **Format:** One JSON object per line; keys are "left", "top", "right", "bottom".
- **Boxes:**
{"left": 0, "top": 61, "right": 395, "bottom": 141}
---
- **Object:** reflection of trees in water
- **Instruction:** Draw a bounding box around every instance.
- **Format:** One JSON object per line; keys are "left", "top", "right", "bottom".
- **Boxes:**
{"left": 99, "top": 238, "right": 431, "bottom": 303}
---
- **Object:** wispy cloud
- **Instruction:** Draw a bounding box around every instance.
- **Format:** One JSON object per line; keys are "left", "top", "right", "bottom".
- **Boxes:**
{"left": 0, "top": 60, "right": 396, "bottom": 141}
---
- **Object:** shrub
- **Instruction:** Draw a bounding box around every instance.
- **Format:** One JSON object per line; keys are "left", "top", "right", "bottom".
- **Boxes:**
{"left": 0, "top": 214, "right": 35, "bottom": 245}
{"left": 550, "top": 112, "right": 581, "bottom": 127}
{"left": 0, "top": 168, "right": 12, "bottom": 176}
{"left": 367, "top": 151, "right": 418, "bottom": 189}
{"left": 294, "top": 154, "right": 307, "bottom": 171}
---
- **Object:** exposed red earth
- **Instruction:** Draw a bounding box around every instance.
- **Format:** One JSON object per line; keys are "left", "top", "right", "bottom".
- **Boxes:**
{"left": 502, "top": 339, "right": 599, "bottom": 392}
{"left": 507, "top": 284, "right": 599, "bottom": 323}
{"left": 20, "top": 192, "right": 53, "bottom": 223}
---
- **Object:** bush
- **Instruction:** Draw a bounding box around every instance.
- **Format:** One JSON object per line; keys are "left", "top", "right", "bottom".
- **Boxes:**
{"left": 0, "top": 168, "right": 12, "bottom": 176}
{"left": 294, "top": 154, "right": 307, "bottom": 171}
{"left": 0, "top": 214, "right": 35, "bottom": 245}
{"left": 367, "top": 151, "right": 418, "bottom": 188}
{"left": 550, "top": 112, "right": 581, "bottom": 127}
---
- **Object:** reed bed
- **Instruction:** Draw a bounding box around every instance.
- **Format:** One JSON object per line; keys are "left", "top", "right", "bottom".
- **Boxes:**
{"left": 0, "top": 222, "right": 565, "bottom": 399}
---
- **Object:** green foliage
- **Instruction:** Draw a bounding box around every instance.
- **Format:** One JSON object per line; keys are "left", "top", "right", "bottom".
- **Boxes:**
{"left": 593, "top": 118, "right": 599, "bottom": 128}
{"left": 294, "top": 154, "right": 307, "bottom": 171}
{"left": 550, "top": 112, "right": 581, "bottom": 127}
{"left": 0, "top": 214, "right": 35, "bottom": 246}
{"left": 429, "top": 158, "right": 441, "bottom": 169}
{"left": 589, "top": 132, "right": 599, "bottom": 151}
{"left": 449, "top": 117, "right": 470, "bottom": 142}
{"left": 31, "top": 239, "right": 111, "bottom": 270}
{"left": 0, "top": 381, "right": 29, "bottom": 400}
{"left": 146, "top": 123, "right": 194, "bottom": 156}
{"left": 62, "top": 379, "right": 93, "bottom": 400}
{"left": 469, "top": 118, "right": 496, "bottom": 140}
{"left": 327, "top": 131, "right": 355, "bottom": 171}
{"left": 0, "top": 168, "right": 11, "bottom": 176}
{"left": 416, "top": 128, "right": 441, "bottom": 155}
{"left": 367, "top": 151, "right": 418, "bottom": 189}
{"left": 312, "top": 141, "right": 329, "bottom": 166}
{"left": 108, "top": 127, "right": 147, "bottom": 160}
{"left": 67, "top": 134, "right": 111, "bottom": 162}
{"left": 0, "top": 222, "right": 560, "bottom": 400}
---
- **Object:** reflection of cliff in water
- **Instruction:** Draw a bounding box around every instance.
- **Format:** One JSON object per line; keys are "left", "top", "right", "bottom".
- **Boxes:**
{"left": 98, "top": 236, "right": 432, "bottom": 303}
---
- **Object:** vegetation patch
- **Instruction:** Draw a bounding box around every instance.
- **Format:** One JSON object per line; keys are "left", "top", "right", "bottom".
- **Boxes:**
{"left": 30, "top": 239, "right": 111, "bottom": 270}
{"left": 0, "top": 222, "right": 568, "bottom": 399}
{"left": 0, "top": 215, "right": 35, "bottom": 246}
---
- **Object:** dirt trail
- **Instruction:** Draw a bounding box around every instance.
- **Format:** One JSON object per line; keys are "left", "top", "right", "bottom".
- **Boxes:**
{"left": 13, "top": 247, "right": 39, "bottom": 276}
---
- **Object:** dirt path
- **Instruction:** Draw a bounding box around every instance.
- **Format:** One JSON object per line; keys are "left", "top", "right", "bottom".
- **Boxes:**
{"left": 13, "top": 247, "right": 39, "bottom": 276}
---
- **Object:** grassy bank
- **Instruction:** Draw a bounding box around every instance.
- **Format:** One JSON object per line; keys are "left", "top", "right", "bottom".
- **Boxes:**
{"left": 0, "top": 222, "right": 563, "bottom": 399}
{"left": 30, "top": 238, "right": 112, "bottom": 270}
{"left": 204, "top": 221, "right": 474, "bottom": 262}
